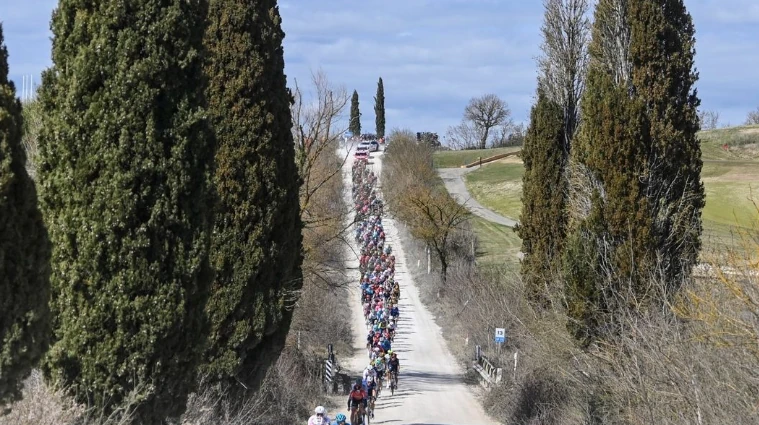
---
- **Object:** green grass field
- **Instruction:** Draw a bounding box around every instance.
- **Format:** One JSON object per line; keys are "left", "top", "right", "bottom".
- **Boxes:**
{"left": 464, "top": 162, "right": 524, "bottom": 221}
{"left": 433, "top": 147, "right": 521, "bottom": 169}
{"left": 697, "top": 125, "right": 759, "bottom": 161}
{"left": 436, "top": 126, "right": 759, "bottom": 258}
{"left": 470, "top": 216, "right": 521, "bottom": 269}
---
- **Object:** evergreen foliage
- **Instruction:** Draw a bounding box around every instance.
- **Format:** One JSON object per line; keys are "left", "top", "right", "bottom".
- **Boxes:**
{"left": 517, "top": 89, "right": 567, "bottom": 308}
{"left": 563, "top": 0, "right": 703, "bottom": 343}
{"left": 628, "top": 0, "right": 704, "bottom": 289}
{"left": 0, "top": 24, "right": 51, "bottom": 405}
{"left": 350, "top": 90, "right": 361, "bottom": 136}
{"left": 202, "top": 0, "right": 303, "bottom": 389}
{"left": 37, "top": 0, "right": 214, "bottom": 421}
{"left": 564, "top": 65, "right": 651, "bottom": 343}
{"left": 374, "top": 77, "right": 385, "bottom": 138}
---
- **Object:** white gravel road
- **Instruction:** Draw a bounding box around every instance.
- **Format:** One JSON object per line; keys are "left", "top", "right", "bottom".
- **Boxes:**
{"left": 340, "top": 146, "right": 500, "bottom": 425}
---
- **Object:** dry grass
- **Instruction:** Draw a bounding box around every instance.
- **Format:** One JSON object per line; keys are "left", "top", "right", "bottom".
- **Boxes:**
{"left": 389, "top": 169, "right": 759, "bottom": 424}
{"left": 0, "top": 370, "right": 141, "bottom": 425}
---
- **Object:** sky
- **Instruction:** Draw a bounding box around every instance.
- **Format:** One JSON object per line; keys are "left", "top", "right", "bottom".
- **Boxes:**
{"left": 2, "top": 0, "right": 758, "bottom": 138}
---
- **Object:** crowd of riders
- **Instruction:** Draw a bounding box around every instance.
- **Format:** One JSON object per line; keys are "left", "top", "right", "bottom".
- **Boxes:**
{"left": 348, "top": 158, "right": 402, "bottom": 425}
{"left": 309, "top": 158, "right": 401, "bottom": 425}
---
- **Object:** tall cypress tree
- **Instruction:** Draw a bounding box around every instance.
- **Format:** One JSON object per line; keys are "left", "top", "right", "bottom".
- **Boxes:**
{"left": 629, "top": 0, "right": 704, "bottom": 290}
{"left": 38, "top": 0, "right": 214, "bottom": 421}
{"left": 564, "top": 0, "right": 653, "bottom": 344}
{"left": 374, "top": 77, "right": 385, "bottom": 138}
{"left": 564, "top": 66, "right": 651, "bottom": 344}
{"left": 0, "top": 25, "right": 51, "bottom": 405}
{"left": 350, "top": 89, "right": 361, "bottom": 136}
{"left": 517, "top": 88, "right": 567, "bottom": 309}
{"left": 202, "top": 0, "right": 303, "bottom": 389}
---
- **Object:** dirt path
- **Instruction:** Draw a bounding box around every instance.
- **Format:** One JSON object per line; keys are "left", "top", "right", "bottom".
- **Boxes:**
{"left": 340, "top": 147, "right": 500, "bottom": 425}
{"left": 437, "top": 168, "right": 518, "bottom": 228}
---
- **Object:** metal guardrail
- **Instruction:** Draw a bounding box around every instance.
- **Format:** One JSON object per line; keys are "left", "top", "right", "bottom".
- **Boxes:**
{"left": 473, "top": 345, "right": 502, "bottom": 387}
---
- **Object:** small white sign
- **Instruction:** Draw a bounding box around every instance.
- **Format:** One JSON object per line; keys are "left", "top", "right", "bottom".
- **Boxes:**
{"left": 494, "top": 328, "right": 506, "bottom": 343}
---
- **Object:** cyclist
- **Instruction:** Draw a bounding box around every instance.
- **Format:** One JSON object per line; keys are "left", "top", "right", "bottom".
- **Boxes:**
{"left": 390, "top": 304, "right": 399, "bottom": 324}
{"left": 388, "top": 352, "right": 400, "bottom": 388}
{"left": 363, "top": 375, "right": 378, "bottom": 419}
{"left": 362, "top": 362, "right": 377, "bottom": 383}
{"left": 347, "top": 383, "right": 367, "bottom": 425}
{"left": 332, "top": 413, "right": 350, "bottom": 425}
{"left": 308, "top": 406, "right": 331, "bottom": 425}
{"left": 373, "top": 357, "right": 386, "bottom": 388}
{"left": 380, "top": 336, "right": 391, "bottom": 352}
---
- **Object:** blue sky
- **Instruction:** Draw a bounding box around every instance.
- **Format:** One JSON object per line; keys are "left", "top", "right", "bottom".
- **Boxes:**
{"left": 2, "top": 0, "right": 758, "bottom": 137}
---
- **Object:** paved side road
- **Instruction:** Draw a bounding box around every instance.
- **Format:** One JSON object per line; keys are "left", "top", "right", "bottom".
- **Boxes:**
{"left": 437, "top": 167, "right": 518, "bottom": 228}
{"left": 340, "top": 149, "right": 500, "bottom": 425}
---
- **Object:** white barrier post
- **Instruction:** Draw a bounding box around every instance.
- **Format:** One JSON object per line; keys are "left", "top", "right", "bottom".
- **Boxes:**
{"left": 513, "top": 350, "right": 518, "bottom": 381}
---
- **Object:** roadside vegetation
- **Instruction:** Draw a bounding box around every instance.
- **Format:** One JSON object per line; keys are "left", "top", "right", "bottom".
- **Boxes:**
{"left": 0, "top": 3, "right": 353, "bottom": 423}
{"left": 387, "top": 0, "right": 759, "bottom": 424}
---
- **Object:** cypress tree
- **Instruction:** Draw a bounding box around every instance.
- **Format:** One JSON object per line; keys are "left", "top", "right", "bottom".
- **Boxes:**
{"left": 517, "top": 89, "right": 567, "bottom": 309}
{"left": 564, "top": 66, "right": 651, "bottom": 343}
{"left": 202, "top": 0, "right": 303, "bottom": 389}
{"left": 37, "top": 0, "right": 214, "bottom": 421}
{"left": 564, "top": 0, "right": 653, "bottom": 343}
{"left": 628, "top": 0, "right": 704, "bottom": 289}
{"left": 374, "top": 77, "right": 385, "bottom": 138}
{"left": 350, "top": 89, "right": 361, "bottom": 136}
{"left": 0, "top": 25, "right": 51, "bottom": 405}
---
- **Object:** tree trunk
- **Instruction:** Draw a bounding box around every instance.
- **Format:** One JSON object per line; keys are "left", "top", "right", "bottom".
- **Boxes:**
{"left": 437, "top": 250, "right": 448, "bottom": 298}
{"left": 479, "top": 127, "right": 489, "bottom": 149}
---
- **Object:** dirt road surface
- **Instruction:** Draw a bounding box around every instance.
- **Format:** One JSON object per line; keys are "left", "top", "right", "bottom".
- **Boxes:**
{"left": 437, "top": 168, "right": 518, "bottom": 228}
{"left": 340, "top": 146, "right": 500, "bottom": 425}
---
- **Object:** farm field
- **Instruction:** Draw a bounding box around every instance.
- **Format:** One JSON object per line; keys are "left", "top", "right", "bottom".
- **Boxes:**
{"left": 435, "top": 126, "right": 759, "bottom": 258}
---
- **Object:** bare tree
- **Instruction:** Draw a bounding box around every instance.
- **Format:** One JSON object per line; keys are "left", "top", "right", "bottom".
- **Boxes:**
{"left": 463, "top": 94, "right": 511, "bottom": 149}
{"left": 745, "top": 106, "right": 759, "bottom": 125}
{"left": 698, "top": 109, "right": 720, "bottom": 130}
{"left": 538, "top": 0, "right": 590, "bottom": 151}
{"left": 396, "top": 185, "right": 471, "bottom": 284}
{"left": 593, "top": 0, "right": 632, "bottom": 88}
{"left": 290, "top": 70, "right": 355, "bottom": 287}
{"left": 20, "top": 99, "right": 43, "bottom": 179}
{"left": 383, "top": 130, "right": 470, "bottom": 284}
{"left": 291, "top": 69, "right": 350, "bottom": 227}
{"left": 445, "top": 120, "right": 481, "bottom": 149}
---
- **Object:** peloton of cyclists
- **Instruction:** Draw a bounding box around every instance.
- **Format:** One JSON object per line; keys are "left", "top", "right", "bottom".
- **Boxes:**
{"left": 352, "top": 157, "right": 403, "bottom": 423}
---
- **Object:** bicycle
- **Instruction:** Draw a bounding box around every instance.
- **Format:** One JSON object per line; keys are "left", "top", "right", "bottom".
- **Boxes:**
{"left": 365, "top": 397, "right": 375, "bottom": 425}
{"left": 350, "top": 403, "right": 366, "bottom": 425}
{"left": 389, "top": 370, "right": 398, "bottom": 395}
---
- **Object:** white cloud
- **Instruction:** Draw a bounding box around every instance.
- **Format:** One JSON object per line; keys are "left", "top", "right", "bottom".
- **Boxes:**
{"left": 2, "top": 0, "right": 757, "bottom": 133}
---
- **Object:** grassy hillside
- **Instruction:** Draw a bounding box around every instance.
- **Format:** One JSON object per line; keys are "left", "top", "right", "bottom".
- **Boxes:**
{"left": 470, "top": 216, "right": 521, "bottom": 269}
{"left": 698, "top": 125, "right": 759, "bottom": 161}
{"left": 437, "top": 126, "right": 758, "bottom": 257}
{"left": 465, "top": 161, "right": 524, "bottom": 221}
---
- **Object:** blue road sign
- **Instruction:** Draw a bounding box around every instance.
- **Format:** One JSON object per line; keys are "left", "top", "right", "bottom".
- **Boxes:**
{"left": 494, "top": 328, "right": 506, "bottom": 344}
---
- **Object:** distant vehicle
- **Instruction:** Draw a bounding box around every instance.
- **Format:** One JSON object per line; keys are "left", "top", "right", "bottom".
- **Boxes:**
{"left": 354, "top": 150, "right": 369, "bottom": 161}
{"left": 369, "top": 140, "right": 380, "bottom": 152}
{"left": 357, "top": 142, "right": 375, "bottom": 152}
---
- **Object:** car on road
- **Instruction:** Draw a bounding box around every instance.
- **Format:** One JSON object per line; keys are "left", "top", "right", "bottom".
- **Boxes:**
{"left": 369, "top": 140, "right": 380, "bottom": 152}
{"left": 354, "top": 150, "right": 369, "bottom": 161}
{"left": 358, "top": 141, "right": 376, "bottom": 152}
